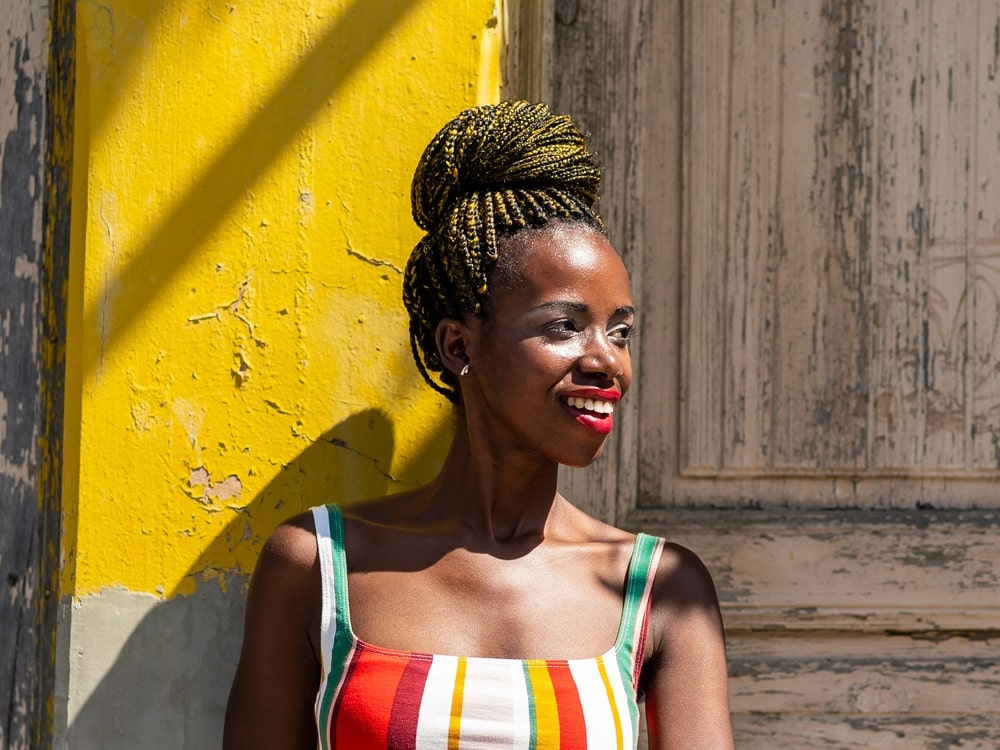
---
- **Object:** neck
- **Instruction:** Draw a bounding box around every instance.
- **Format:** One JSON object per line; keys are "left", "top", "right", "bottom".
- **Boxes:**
{"left": 429, "top": 411, "right": 563, "bottom": 543}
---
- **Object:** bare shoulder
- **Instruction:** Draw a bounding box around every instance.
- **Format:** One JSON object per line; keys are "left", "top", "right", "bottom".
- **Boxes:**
{"left": 224, "top": 512, "right": 323, "bottom": 749}
{"left": 642, "top": 541, "right": 735, "bottom": 749}
{"left": 241, "top": 511, "right": 323, "bottom": 648}
{"left": 653, "top": 542, "right": 722, "bottom": 610}
{"left": 257, "top": 510, "right": 319, "bottom": 572}
{"left": 643, "top": 541, "right": 726, "bottom": 660}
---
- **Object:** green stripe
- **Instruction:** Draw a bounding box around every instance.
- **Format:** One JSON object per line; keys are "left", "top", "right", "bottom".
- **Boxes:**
{"left": 522, "top": 661, "right": 538, "bottom": 750}
{"left": 614, "top": 533, "right": 659, "bottom": 738}
{"left": 328, "top": 505, "right": 353, "bottom": 641}
{"left": 614, "top": 533, "right": 657, "bottom": 653}
{"left": 317, "top": 504, "right": 355, "bottom": 745}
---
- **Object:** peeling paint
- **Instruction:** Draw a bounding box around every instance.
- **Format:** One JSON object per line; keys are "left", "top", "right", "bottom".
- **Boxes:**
{"left": 188, "top": 467, "right": 243, "bottom": 504}
{"left": 61, "top": 0, "right": 481, "bottom": 607}
{"left": 1, "top": 0, "right": 58, "bottom": 744}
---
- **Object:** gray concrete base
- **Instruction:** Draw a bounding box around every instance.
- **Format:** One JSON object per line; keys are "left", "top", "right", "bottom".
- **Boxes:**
{"left": 54, "top": 579, "right": 247, "bottom": 749}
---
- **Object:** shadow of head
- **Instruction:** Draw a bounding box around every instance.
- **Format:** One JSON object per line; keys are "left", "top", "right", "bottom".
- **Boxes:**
{"left": 63, "top": 407, "right": 449, "bottom": 748}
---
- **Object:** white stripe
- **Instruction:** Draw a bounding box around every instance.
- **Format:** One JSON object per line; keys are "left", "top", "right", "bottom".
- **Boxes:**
{"left": 506, "top": 661, "right": 531, "bottom": 750}
{"left": 605, "top": 655, "right": 635, "bottom": 749}
{"left": 453, "top": 657, "right": 531, "bottom": 749}
{"left": 414, "top": 655, "right": 459, "bottom": 750}
{"left": 310, "top": 507, "right": 335, "bottom": 721}
{"left": 569, "top": 656, "right": 618, "bottom": 748}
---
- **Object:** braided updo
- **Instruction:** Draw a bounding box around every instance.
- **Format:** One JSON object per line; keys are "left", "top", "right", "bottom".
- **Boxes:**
{"left": 402, "top": 101, "right": 605, "bottom": 402}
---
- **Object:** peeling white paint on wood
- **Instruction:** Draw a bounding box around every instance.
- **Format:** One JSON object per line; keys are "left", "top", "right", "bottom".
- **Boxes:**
{"left": 0, "top": 0, "right": 50, "bottom": 746}
{"left": 541, "top": 1, "right": 1000, "bottom": 747}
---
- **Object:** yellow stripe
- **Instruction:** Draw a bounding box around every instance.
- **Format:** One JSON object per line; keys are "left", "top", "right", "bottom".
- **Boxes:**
{"left": 525, "top": 660, "right": 560, "bottom": 748}
{"left": 596, "top": 655, "right": 624, "bottom": 750}
{"left": 447, "top": 657, "right": 467, "bottom": 749}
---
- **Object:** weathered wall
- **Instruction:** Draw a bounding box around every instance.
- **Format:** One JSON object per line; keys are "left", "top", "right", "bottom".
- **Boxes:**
{"left": 548, "top": 1, "right": 1000, "bottom": 747}
{"left": 52, "top": 0, "right": 503, "bottom": 746}
{"left": 0, "top": 0, "right": 56, "bottom": 746}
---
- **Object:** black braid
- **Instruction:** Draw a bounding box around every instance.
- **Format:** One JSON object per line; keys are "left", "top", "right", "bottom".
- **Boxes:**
{"left": 402, "top": 101, "right": 604, "bottom": 402}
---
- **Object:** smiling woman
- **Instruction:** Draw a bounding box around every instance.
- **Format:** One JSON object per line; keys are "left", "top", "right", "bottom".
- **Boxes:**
{"left": 224, "top": 101, "right": 735, "bottom": 750}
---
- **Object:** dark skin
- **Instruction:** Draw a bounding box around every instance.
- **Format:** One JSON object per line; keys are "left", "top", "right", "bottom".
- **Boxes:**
{"left": 224, "top": 224, "right": 735, "bottom": 749}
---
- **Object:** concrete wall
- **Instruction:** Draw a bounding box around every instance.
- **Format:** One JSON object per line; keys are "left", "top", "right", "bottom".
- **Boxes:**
{"left": 52, "top": 1, "right": 503, "bottom": 746}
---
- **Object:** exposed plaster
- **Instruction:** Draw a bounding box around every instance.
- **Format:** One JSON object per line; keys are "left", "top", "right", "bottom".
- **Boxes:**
{"left": 188, "top": 467, "right": 243, "bottom": 505}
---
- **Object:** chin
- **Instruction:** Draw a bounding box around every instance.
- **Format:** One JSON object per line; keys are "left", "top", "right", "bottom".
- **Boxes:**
{"left": 557, "top": 443, "right": 607, "bottom": 469}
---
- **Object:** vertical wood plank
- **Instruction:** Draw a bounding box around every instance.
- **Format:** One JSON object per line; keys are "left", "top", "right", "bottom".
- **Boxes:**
{"left": 975, "top": 0, "right": 1000, "bottom": 239}
{"left": 925, "top": 0, "right": 977, "bottom": 467}
{"left": 802, "top": 0, "right": 874, "bottom": 470}
{"left": 682, "top": 0, "right": 731, "bottom": 473}
{"left": 551, "top": 0, "right": 643, "bottom": 521}
{"left": 771, "top": 1, "right": 836, "bottom": 471}
{"left": 502, "top": 0, "right": 552, "bottom": 103}
{"left": 870, "top": 0, "right": 929, "bottom": 469}
{"left": 971, "top": 0, "right": 1000, "bottom": 468}
{"left": 550, "top": 0, "right": 673, "bottom": 522}
{"left": 0, "top": 0, "right": 50, "bottom": 746}
{"left": 635, "top": 0, "right": 683, "bottom": 508}
{"left": 721, "top": 0, "right": 782, "bottom": 471}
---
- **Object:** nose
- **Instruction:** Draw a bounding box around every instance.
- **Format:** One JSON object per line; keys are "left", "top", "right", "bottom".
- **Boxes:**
{"left": 578, "top": 329, "right": 625, "bottom": 379}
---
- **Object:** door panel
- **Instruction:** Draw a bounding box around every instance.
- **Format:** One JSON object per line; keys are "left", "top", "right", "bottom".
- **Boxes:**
{"left": 530, "top": 1, "right": 1000, "bottom": 746}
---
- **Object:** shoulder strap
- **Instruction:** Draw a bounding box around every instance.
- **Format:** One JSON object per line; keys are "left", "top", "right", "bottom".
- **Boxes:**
{"left": 310, "top": 505, "right": 354, "bottom": 669}
{"left": 613, "top": 533, "right": 665, "bottom": 688}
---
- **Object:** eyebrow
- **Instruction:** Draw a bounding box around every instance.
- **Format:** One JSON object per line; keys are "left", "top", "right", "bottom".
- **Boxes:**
{"left": 534, "top": 301, "right": 636, "bottom": 318}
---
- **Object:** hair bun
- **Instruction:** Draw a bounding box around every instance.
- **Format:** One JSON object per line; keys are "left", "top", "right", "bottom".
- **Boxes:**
{"left": 411, "top": 101, "right": 600, "bottom": 232}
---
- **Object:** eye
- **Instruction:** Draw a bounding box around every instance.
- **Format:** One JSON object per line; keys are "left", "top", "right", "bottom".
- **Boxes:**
{"left": 544, "top": 319, "right": 580, "bottom": 337}
{"left": 609, "top": 323, "right": 635, "bottom": 347}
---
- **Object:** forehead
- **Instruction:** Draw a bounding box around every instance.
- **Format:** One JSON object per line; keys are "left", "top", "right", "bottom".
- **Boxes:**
{"left": 497, "top": 225, "right": 631, "bottom": 305}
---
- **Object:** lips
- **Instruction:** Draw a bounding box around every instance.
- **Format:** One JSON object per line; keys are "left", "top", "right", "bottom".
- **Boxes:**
{"left": 560, "top": 389, "right": 620, "bottom": 435}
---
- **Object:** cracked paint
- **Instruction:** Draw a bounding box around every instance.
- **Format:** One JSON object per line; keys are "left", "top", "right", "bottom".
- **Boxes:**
{"left": 62, "top": 0, "right": 484, "bottom": 604}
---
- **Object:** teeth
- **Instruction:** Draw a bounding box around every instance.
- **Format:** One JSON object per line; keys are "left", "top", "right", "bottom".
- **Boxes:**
{"left": 565, "top": 396, "right": 615, "bottom": 414}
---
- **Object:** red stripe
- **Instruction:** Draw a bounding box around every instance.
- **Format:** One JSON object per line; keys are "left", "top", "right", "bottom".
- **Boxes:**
{"left": 386, "top": 656, "right": 432, "bottom": 748}
{"left": 327, "top": 642, "right": 363, "bottom": 743}
{"left": 547, "top": 660, "right": 588, "bottom": 750}
{"left": 334, "top": 645, "right": 410, "bottom": 747}
{"left": 633, "top": 595, "right": 653, "bottom": 688}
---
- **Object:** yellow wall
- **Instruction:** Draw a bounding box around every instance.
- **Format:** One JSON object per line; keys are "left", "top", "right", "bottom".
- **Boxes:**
{"left": 63, "top": 0, "right": 503, "bottom": 598}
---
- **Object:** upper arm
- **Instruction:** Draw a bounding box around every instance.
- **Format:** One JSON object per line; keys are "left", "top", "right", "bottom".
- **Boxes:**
{"left": 224, "top": 514, "right": 322, "bottom": 750}
{"left": 641, "top": 543, "right": 735, "bottom": 750}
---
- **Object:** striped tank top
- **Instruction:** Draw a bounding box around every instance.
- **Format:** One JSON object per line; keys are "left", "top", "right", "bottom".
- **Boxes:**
{"left": 311, "top": 504, "right": 665, "bottom": 750}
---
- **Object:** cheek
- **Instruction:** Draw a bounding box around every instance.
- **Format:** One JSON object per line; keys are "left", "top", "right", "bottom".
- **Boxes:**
{"left": 619, "top": 347, "right": 634, "bottom": 388}
{"left": 527, "top": 340, "right": 586, "bottom": 372}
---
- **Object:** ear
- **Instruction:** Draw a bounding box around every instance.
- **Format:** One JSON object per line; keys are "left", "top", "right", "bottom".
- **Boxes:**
{"left": 435, "top": 317, "right": 475, "bottom": 377}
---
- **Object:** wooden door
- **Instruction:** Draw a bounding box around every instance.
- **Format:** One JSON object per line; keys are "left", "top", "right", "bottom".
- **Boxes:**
{"left": 510, "top": 1, "right": 1000, "bottom": 746}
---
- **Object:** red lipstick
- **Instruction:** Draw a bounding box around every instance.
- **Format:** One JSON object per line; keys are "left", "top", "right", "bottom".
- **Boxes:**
{"left": 560, "top": 389, "right": 622, "bottom": 435}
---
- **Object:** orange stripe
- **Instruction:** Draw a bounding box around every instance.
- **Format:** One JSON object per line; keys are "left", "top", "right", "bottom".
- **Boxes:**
{"left": 596, "top": 655, "right": 624, "bottom": 750}
{"left": 526, "top": 660, "right": 560, "bottom": 747}
{"left": 447, "top": 657, "right": 467, "bottom": 749}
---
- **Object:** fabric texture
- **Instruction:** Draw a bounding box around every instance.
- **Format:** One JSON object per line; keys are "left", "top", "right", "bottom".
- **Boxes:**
{"left": 311, "top": 504, "right": 665, "bottom": 750}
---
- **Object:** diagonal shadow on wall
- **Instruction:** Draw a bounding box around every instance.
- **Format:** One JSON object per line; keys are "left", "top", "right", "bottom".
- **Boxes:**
{"left": 79, "top": 0, "right": 424, "bottom": 381}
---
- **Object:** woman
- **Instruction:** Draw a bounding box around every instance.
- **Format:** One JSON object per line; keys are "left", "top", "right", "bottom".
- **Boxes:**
{"left": 225, "top": 101, "right": 734, "bottom": 749}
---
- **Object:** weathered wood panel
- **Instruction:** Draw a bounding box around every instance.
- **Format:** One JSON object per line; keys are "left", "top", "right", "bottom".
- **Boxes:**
{"left": 540, "top": 1, "right": 1000, "bottom": 748}
{"left": 0, "top": 0, "right": 49, "bottom": 747}
{"left": 636, "top": 509, "right": 1000, "bottom": 632}
{"left": 732, "top": 716, "right": 1000, "bottom": 750}
{"left": 728, "top": 633, "right": 1000, "bottom": 715}
{"left": 549, "top": 0, "right": 665, "bottom": 521}
{"left": 673, "top": 0, "right": 1000, "bottom": 504}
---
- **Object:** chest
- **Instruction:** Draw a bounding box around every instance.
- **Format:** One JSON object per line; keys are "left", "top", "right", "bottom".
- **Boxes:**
{"left": 344, "top": 550, "right": 627, "bottom": 660}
